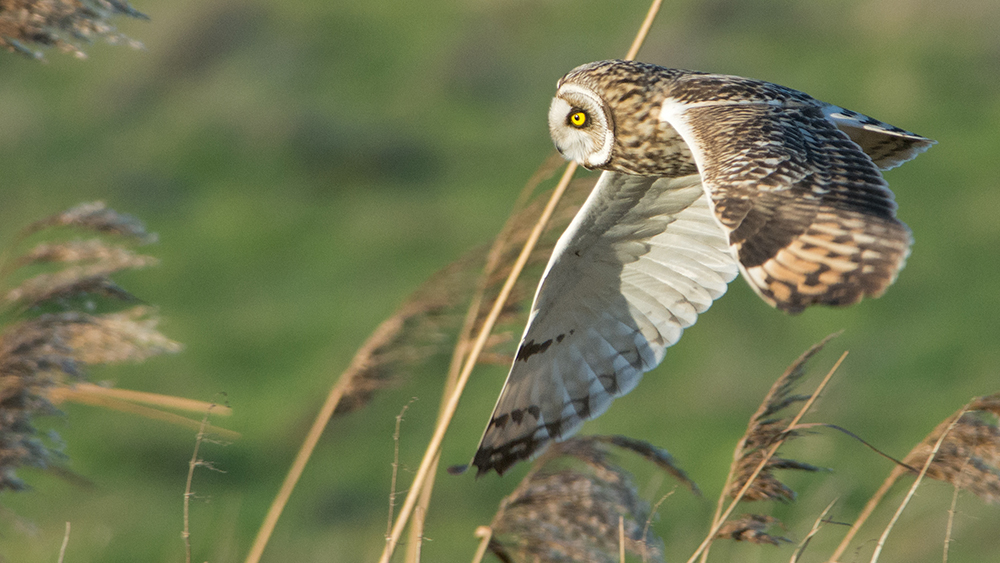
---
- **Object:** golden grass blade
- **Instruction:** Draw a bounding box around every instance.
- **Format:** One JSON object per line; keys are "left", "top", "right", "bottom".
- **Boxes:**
{"left": 625, "top": 0, "right": 662, "bottom": 61}
{"left": 243, "top": 373, "right": 354, "bottom": 563}
{"left": 49, "top": 382, "right": 232, "bottom": 416}
{"left": 57, "top": 522, "right": 70, "bottom": 563}
{"left": 687, "top": 351, "right": 847, "bottom": 563}
{"left": 56, "top": 389, "right": 239, "bottom": 441}
{"left": 620, "top": 515, "right": 626, "bottom": 563}
{"left": 470, "top": 526, "right": 493, "bottom": 563}
{"left": 378, "top": 161, "right": 579, "bottom": 563}
{"left": 789, "top": 499, "right": 837, "bottom": 563}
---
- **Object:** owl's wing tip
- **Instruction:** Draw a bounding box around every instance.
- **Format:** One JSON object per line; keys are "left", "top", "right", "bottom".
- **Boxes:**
{"left": 471, "top": 441, "right": 535, "bottom": 477}
{"left": 447, "top": 463, "right": 471, "bottom": 476}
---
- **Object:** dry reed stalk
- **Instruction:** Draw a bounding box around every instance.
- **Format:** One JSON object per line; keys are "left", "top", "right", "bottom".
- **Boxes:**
{"left": 404, "top": 153, "right": 571, "bottom": 563}
{"left": 619, "top": 515, "right": 626, "bottom": 563}
{"left": 943, "top": 481, "right": 960, "bottom": 563}
{"left": 827, "top": 393, "right": 1000, "bottom": 562}
{"left": 825, "top": 463, "right": 905, "bottom": 563}
{"left": 53, "top": 387, "right": 239, "bottom": 440}
{"left": 183, "top": 405, "right": 218, "bottom": 563}
{"left": 379, "top": 161, "right": 580, "bottom": 563}
{"left": 642, "top": 492, "right": 675, "bottom": 563}
{"left": 243, "top": 366, "right": 356, "bottom": 563}
{"left": 789, "top": 499, "right": 837, "bottom": 563}
{"left": 867, "top": 409, "right": 966, "bottom": 563}
{"left": 48, "top": 382, "right": 232, "bottom": 416}
{"left": 378, "top": 2, "right": 663, "bottom": 559}
{"left": 387, "top": 401, "right": 414, "bottom": 541}
{"left": 471, "top": 526, "right": 494, "bottom": 563}
{"left": 242, "top": 255, "right": 485, "bottom": 562}
{"left": 700, "top": 336, "right": 839, "bottom": 562}
{"left": 687, "top": 350, "right": 847, "bottom": 563}
{"left": 57, "top": 521, "right": 70, "bottom": 563}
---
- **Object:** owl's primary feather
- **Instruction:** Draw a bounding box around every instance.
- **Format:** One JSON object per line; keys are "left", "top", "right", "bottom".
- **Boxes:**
{"left": 472, "top": 60, "right": 933, "bottom": 475}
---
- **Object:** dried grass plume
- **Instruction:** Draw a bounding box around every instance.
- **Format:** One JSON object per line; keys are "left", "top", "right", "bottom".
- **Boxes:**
{"left": 488, "top": 435, "right": 678, "bottom": 563}
{"left": 0, "top": 0, "right": 147, "bottom": 59}
{"left": 0, "top": 201, "right": 178, "bottom": 491}
{"left": 904, "top": 393, "right": 1000, "bottom": 503}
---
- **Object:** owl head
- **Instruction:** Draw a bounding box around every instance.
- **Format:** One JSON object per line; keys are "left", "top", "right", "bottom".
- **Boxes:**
{"left": 547, "top": 79, "right": 616, "bottom": 169}
{"left": 548, "top": 61, "right": 697, "bottom": 176}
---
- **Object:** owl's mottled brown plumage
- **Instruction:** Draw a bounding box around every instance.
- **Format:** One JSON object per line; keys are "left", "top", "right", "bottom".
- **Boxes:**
{"left": 472, "top": 60, "right": 933, "bottom": 476}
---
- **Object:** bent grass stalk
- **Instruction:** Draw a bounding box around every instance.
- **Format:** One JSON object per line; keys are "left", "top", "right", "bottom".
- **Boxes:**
{"left": 184, "top": 406, "right": 217, "bottom": 563}
{"left": 404, "top": 153, "right": 565, "bottom": 563}
{"left": 867, "top": 407, "right": 968, "bottom": 563}
{"left": 378, "top": 161, "right": 579, "bottom": 563}
{"left": 824, "top": 405, "right": 969, "bottom": 563}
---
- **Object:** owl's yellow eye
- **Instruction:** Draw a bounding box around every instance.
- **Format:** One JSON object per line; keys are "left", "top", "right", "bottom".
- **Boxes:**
{"left": 568, "top": 110, "right": 588, "bottom": 128}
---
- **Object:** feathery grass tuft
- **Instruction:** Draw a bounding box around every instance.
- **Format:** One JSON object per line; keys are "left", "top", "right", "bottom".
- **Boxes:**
{"left": 334, "top": 257, "right": 479, "bottom": 416}
{"left": 0, "top": 0, "right": 147, "bottom": 60}
{"left": 713, "top": 514, "right": 790, "bottom": 546}
{"left": 20, "top": 202, "right": 155, "bottom": 242}
{"left": 334, "top": 174, "right": 598, "bottom": 417}
{"left": 489, "top": 436, "right": 668, "bottom": 563}
{"left": 0, "top": 202, "right": 179, "bottom": 491}
{"left": 903, "top": 393, "right": 1000, "bottom": 503}
{"left": 725, "top": 335, "right": 836, "bottom": 502}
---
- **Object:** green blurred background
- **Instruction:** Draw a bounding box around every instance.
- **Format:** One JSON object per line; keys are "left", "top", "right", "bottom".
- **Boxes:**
{"left": 1, "top": 0, "right": 998, "bottom": 561}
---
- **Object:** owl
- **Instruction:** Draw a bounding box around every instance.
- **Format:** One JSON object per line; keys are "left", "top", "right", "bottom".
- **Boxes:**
{"left": 472, "top": 60, "right": 933, "bottom": 476}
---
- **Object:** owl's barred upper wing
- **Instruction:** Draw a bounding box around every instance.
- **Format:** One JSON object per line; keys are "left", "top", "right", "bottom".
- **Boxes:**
{"left": 472, "top": 171, "right": 738, "bottom": 475}
{"left": 659, "top": 80, "right": 933, "bottom": 313}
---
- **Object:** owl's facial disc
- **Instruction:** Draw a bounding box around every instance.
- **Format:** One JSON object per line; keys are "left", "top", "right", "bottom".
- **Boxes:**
{"left": 548, "top": 83, "right": 613, "bottom": 169}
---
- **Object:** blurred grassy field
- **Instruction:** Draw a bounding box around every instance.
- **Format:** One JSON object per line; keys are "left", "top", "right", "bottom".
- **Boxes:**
{"left": 1, "top": 0, "right": 998, "bottom": 561}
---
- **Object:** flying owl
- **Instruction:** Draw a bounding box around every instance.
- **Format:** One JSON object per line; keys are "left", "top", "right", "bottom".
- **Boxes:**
{"left": 472, "top": 60, "right": 934, "bottom": 476}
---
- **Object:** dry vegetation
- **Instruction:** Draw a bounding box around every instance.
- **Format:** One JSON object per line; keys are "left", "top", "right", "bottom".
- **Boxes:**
{"left": 0, "top": 0, "right": 145, "bottom": 59}
{"left": 0, "top": 202, "right": 178, "bottom": 491}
